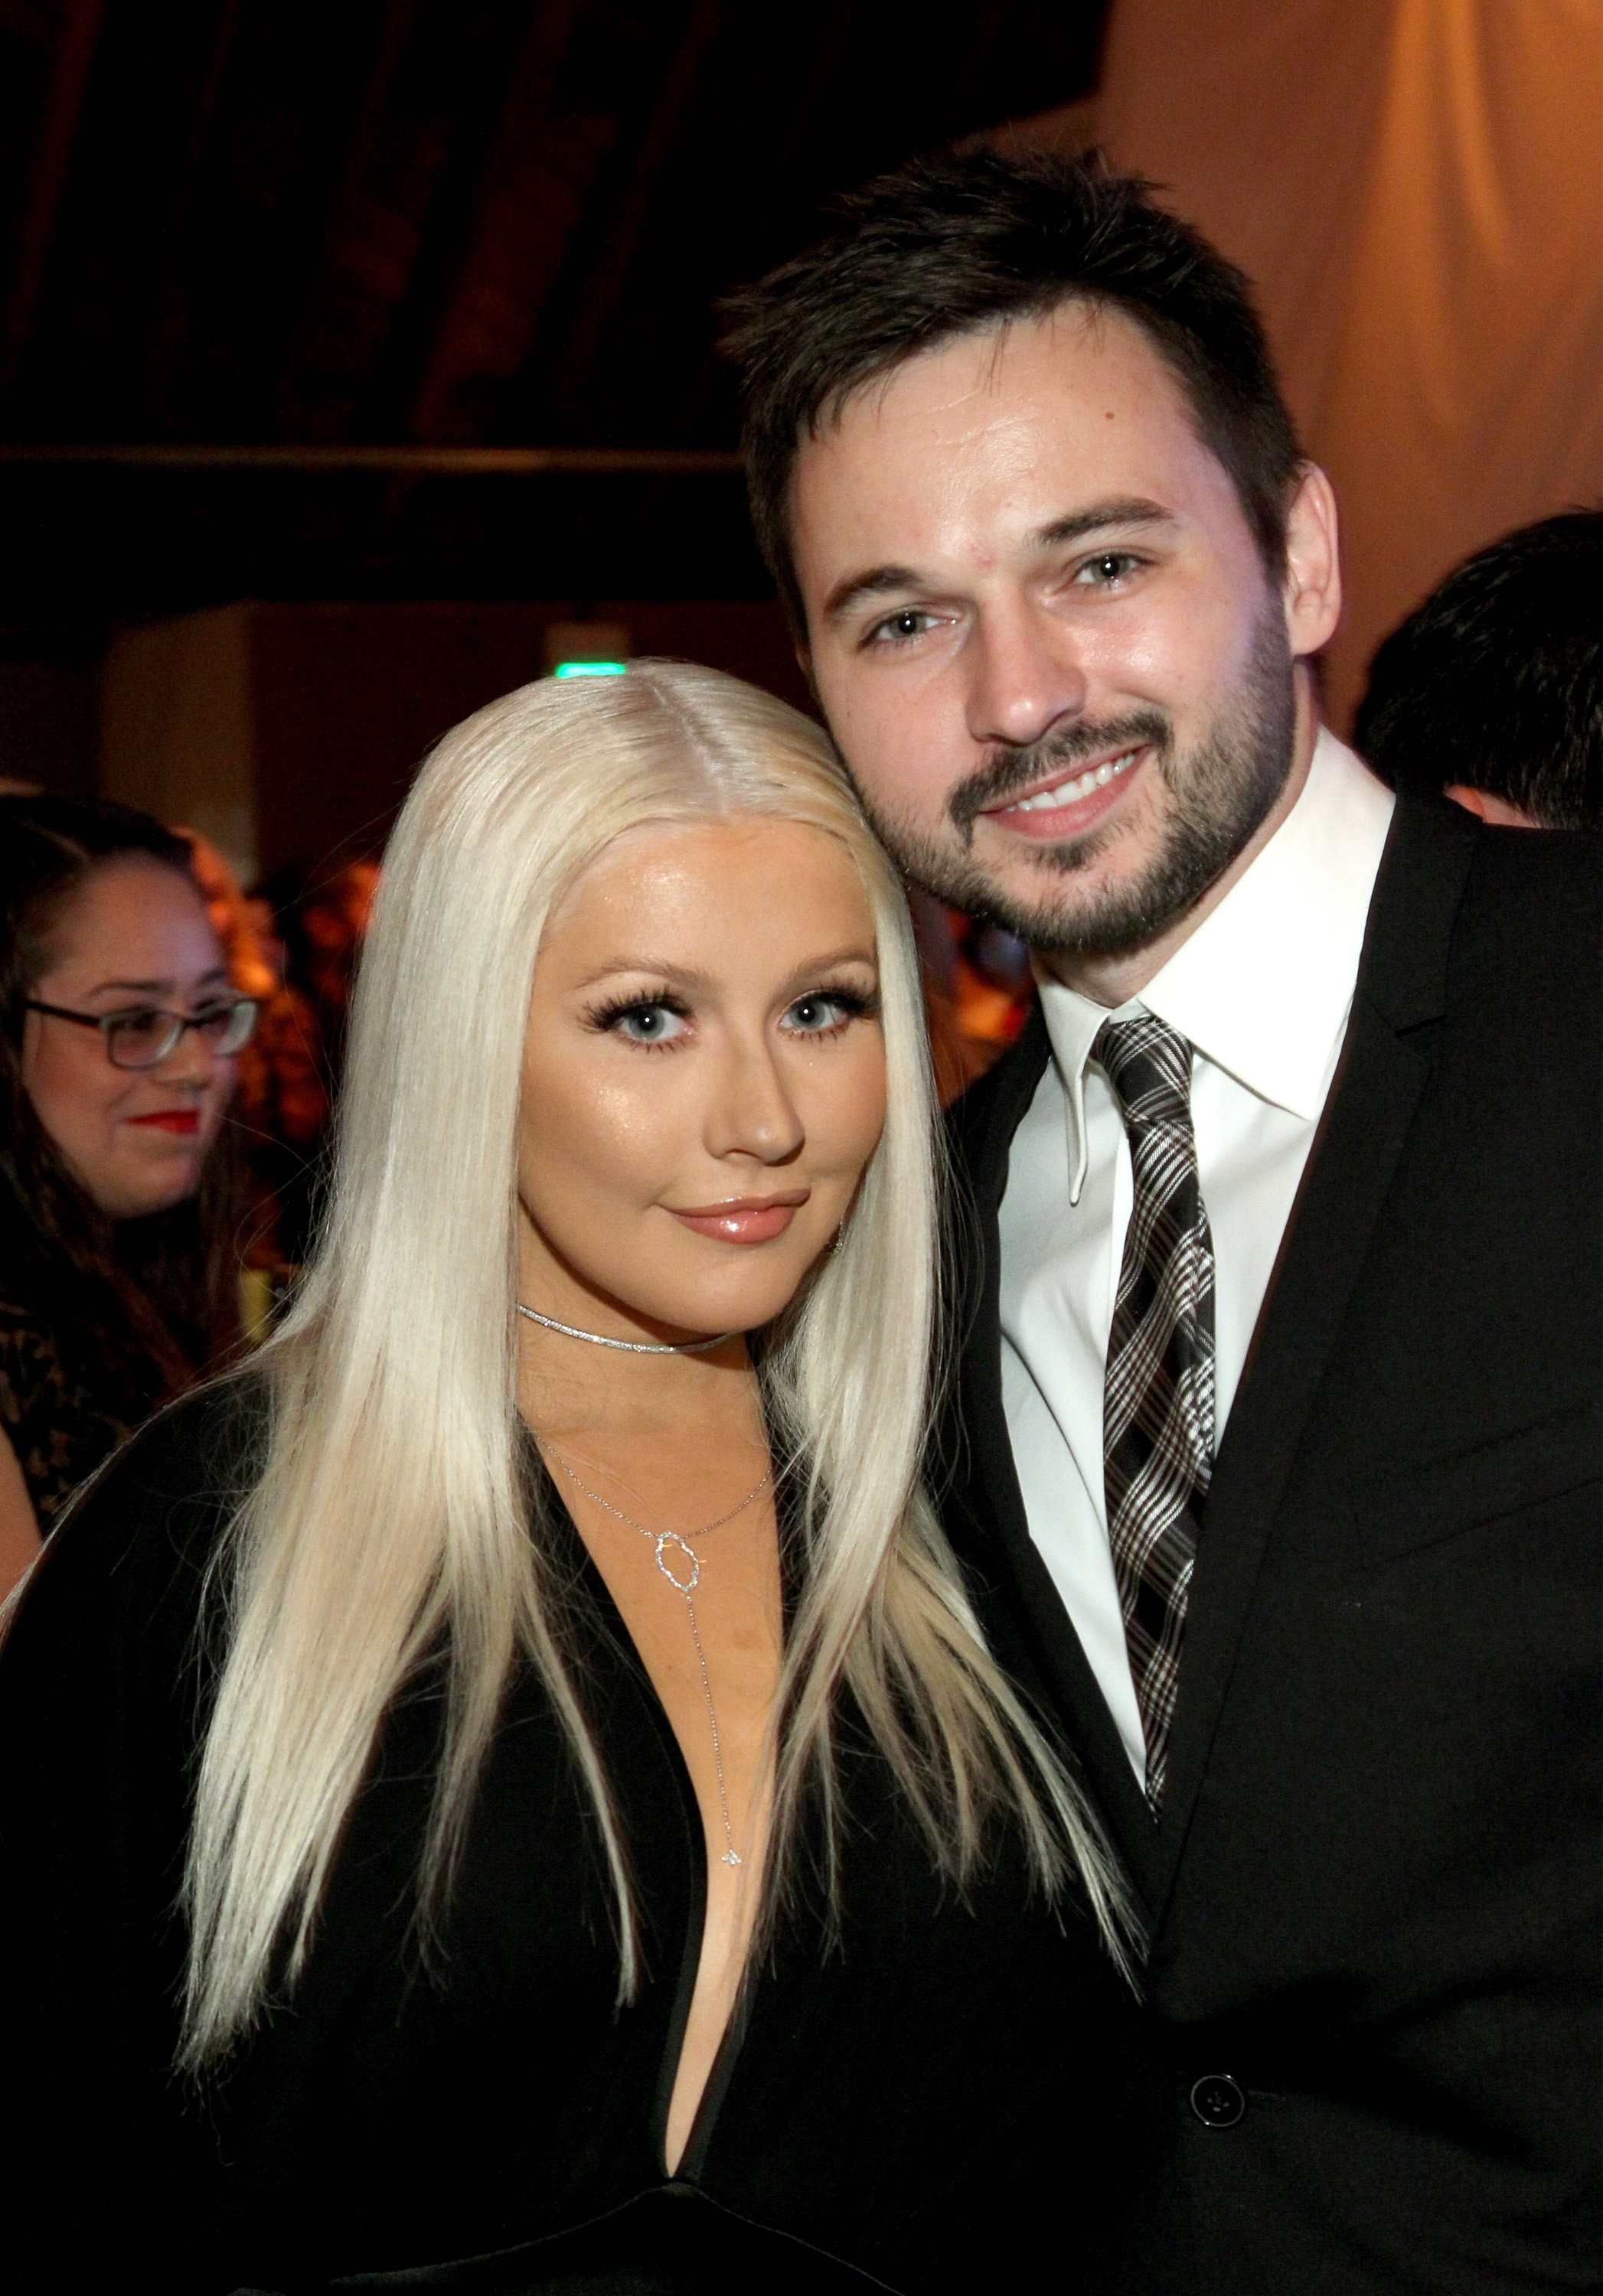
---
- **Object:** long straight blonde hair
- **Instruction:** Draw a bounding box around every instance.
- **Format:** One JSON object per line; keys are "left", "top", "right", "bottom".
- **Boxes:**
{"left": 181, "top": 660, "right": 1132, "bottom": 2067}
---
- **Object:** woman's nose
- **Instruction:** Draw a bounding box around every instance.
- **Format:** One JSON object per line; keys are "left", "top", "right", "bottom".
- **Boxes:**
{"left": 154, "top": 1020, "right": 222, "bottom": 1091}
{"left": 705, "top": 1035, "right": 805, "bottom": 1165}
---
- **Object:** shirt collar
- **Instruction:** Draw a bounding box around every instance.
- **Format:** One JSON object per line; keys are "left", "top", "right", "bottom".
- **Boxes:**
{"left": 1035, "top": 729, "right": 1396, "bottom": 1202}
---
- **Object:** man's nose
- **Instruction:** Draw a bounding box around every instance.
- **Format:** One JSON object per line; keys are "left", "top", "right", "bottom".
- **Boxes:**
{"left": 965, "top": 603, "right": 1089, "bottom": 752}
{"left": 705, "top": 1032, "right": 806, "bottom": 1166}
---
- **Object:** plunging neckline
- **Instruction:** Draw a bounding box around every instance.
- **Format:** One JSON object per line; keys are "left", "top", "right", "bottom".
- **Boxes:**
{"left": 532, "top": 1456, "right": 772, "bottom": 2181}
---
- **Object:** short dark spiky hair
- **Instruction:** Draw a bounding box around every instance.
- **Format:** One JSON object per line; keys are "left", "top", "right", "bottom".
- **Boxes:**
{"left": 1353, "top": 510, "right": 1601, "bottom": 830}
{"left": 722, "top": 148, "right": 1305, "bottom": 636}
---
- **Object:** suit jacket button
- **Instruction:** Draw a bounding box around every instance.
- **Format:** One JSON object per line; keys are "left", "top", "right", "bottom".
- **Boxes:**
{"left": 1189, "top": 2073, "right": 1247, "bottom": 2128}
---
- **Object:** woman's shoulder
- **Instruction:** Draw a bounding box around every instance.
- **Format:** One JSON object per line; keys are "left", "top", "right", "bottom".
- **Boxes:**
{"left": 0, "top": 1261, "right": 64, "bottom": 1401}
{"left": 4, "top": 1372, "right": 269, "bottom": 1668}
{"left": 0, "top": 1247, "right": 170, "bottom": 1525}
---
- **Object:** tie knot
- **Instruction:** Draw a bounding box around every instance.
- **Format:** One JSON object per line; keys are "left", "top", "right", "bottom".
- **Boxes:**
{"left": 1094, "top": 1013, "right": 1195, "bottom": 1129}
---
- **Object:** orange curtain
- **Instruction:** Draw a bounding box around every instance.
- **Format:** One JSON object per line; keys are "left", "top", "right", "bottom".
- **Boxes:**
{"left": 1043, "top": 0, "right": 1603, "bottom": 726}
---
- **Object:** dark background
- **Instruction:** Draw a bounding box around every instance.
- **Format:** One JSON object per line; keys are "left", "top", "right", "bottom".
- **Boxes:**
{"left": 0, "top": 0, "right": 1108, "bottom": 838}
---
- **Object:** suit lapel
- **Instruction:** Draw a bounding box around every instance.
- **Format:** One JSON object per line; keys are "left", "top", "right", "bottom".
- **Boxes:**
{"left": 951, "top": 1014, "right": 1168, "bottom": 1907}
{"left": 947, "top": 801, "right": 1480, "bottom": 1920}
{"left": 1150, "top": 799, "right": 1478, "bottom": 1905}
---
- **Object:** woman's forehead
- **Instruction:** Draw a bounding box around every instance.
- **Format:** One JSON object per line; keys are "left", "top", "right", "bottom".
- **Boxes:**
{"left": 41, "top": 858, "right": 220, "bottom": 983}
{"left": 554, "top": 814, "right": 868, "bottom": 925}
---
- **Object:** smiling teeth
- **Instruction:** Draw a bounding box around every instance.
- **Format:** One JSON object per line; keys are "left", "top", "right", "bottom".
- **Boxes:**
{"left": 1010, "top": 748, "right": 1139, "bottom": 813}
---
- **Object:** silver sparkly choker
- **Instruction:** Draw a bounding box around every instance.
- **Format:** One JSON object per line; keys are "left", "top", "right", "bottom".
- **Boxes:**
{"left": 517, "top": 1302, "right": 736, "bottom": 1356}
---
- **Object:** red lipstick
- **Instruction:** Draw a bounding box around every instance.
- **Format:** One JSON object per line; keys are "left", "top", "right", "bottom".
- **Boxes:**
{"left": 669, "top": 1190, "right": 808, "bottom": 1244}
{"left": 128, "top": 1110, "right": 200, "bottom": 1136}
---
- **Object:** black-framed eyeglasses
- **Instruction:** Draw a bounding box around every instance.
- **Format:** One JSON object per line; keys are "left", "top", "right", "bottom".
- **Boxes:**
{"left": 25, "top": 996, "right": 260, "bottom": 1070}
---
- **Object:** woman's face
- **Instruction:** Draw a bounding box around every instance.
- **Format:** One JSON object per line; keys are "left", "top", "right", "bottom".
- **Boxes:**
{"left": 517, "top": 816, "right": 888, "bottom": 1341}
{"left": 21, "top": 858, "right": 239, "bottom": 1221}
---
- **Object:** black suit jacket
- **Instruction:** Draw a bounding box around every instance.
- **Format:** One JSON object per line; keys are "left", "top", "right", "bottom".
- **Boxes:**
{"left": 942, "top": 799, "right": 1601, "bottom": 2295}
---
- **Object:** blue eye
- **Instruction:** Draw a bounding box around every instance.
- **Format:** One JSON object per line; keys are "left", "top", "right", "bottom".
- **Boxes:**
{"left": 619, "top": 1004, "right": 685, "bottom": 1043}
{"left": 787, "top": 996, "right": 841, "bottom": 1032}
{"left": 782, "top": 988, "right": 877, "bottom": 1036}
{"left": 592, "top": 996, "right": 690, "bottom": 1046}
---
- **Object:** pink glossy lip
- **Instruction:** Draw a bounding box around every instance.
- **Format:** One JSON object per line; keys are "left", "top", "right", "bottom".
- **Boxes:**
{"left": 979, "top": 742, "right": 1151, "bottom": 843}
{"left": 669, "top": 1190, "right": 808, "bottom": 1244}
{"left": 127, "top": 1110, "right": 200, "bottom": 1136}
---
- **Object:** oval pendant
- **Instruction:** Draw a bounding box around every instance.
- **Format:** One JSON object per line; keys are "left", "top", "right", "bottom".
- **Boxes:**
{"left": 655, "top": 1530, "right": 701, "bottom": 1593}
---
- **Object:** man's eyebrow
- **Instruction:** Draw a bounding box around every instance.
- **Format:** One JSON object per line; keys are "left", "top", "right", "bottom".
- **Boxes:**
{"left": 822, "top": 500, "right": 1177, "bottom": 621}
{"left": 824, "top": 564, "right": 924, "bottom": 621}
{"left": 1033, "top": 497, "right": 1176, "bottom": 549}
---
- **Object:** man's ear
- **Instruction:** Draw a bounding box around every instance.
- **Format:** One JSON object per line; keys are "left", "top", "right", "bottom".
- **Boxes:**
{"left": 794, "top": 638, "right": 819, "bottom": 704}
{"left": 1283, "top": 464, "right": 1342, "bottom": 657}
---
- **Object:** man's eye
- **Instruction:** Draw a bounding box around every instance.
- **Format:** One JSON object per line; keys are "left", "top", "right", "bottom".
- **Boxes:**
{"left": 1076, "top": 550, "right": 1142, "bottom": 586}
{"left": 867, "top": 608, "right": 935, "bottom": 646}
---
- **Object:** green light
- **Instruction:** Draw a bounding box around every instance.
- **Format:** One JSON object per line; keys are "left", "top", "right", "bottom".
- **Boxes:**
{"left": 553, "top": 660, "right": 628, "bottom": 678}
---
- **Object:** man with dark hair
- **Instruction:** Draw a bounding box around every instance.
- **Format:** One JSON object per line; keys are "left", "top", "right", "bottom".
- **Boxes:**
{"left": 726, "top": 151, "right": 1599, "bottom": 2296}
{"left": 1354, "top": 509, "right": 1602, "bottom": 830}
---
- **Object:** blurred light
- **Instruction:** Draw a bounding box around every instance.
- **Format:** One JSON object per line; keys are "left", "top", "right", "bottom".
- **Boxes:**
{"left": 552, "top": 660, "right": 628, "bottom": 678}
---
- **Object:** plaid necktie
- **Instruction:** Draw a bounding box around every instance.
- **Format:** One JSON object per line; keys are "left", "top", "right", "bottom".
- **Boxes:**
{"left": 1096, "top": 1014, "right": 1216, "bottom": 1809}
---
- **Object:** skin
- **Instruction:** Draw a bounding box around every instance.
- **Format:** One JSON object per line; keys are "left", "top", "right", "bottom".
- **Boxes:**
{"left": 512, "top": 814, "right": 886, "bottom": 2171}
{"left": 790, "top": 302, "right": 1344, "bottom": 1007}
{"left": 21, "top": 858, "right": 238, "bottom": 1220}
{"left": 0, "top": 859, "right": 240, "bottom": 1596}
{"left": 1445, "top": 783, "right": 1539, "bottom": 828}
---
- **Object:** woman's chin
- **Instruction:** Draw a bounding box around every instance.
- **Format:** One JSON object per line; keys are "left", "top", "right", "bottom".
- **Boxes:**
{"left": 96, "top": 1166, "right": 203, "bottom": 1223}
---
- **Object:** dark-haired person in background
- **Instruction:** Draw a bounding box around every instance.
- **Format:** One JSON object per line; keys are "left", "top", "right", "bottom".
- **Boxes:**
{"left": 0, "top": 796, "right": 255, "bottom": 1594}
{"left": 724, "top": 151, "right": 1600, "bottom": 2294}
{"left": 1354, "top": 508, "right": 1601, "bottom": 830}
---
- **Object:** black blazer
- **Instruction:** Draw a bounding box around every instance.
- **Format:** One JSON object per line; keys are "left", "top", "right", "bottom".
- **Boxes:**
{"left": 942, "top": 799, "right": 1601, "bottom": 2296}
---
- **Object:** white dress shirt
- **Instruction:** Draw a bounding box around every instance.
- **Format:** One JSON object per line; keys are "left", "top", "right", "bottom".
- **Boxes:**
{"left": 996, "top": 729, "right": 1396, "bottom": 1786}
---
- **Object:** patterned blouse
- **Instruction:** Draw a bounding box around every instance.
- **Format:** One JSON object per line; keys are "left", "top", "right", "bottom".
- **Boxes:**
{"left": 0, "top": 1281, "right": 154, "bottom": 1531}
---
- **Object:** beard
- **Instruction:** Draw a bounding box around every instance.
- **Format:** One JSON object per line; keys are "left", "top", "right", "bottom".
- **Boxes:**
{"left": 854, "top": 610, "right": 1298, "bottom": 962}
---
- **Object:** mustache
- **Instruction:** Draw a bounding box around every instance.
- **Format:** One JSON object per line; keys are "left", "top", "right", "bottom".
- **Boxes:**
{"left": 947, "top": 709, "right": 1173, "bottom": 842}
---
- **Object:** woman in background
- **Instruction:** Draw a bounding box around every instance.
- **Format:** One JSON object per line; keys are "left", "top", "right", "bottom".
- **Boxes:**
{"left": 0, "top": 667, "right": 1177, "bottom": 2293}
{"left": 0, "top": 795, "right": 254, "bottom": 1591}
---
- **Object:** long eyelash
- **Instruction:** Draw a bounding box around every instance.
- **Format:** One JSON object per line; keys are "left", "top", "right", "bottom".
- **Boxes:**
{"left": 788, "top": 985, "right": 881, "bottom": 1035}
{"left": 586, "top": 987, "right": 689, "bottom": 1029}
{"left": 814, "top": 987, "right": 879, "bottom": 1019}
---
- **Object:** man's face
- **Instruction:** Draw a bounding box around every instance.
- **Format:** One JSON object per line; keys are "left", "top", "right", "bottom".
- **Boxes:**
{"left": 791, "top": 304, "right": 1304, "bottom": 961}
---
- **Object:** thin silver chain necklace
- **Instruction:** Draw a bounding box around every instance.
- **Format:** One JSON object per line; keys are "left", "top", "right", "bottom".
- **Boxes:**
{"left": 542, "top": 1447, "right": 772, "bottom": 1867}
{"left": 517, "top": 1302, "right": 736, "bottom": 1356}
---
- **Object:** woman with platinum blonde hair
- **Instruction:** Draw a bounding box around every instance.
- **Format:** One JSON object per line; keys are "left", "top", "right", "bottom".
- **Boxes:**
{"left": 0, "top": 663, "right": 1167, "bottom": 2294}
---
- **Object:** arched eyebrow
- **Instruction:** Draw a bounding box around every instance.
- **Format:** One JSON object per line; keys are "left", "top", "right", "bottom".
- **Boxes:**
{"left": 773, "top": 944, "right": 878, "bottom": 996}
{"left": 82, "top": 964, "right": 232, "bottom": 999}
{"left": 573, "top": 945, "right": 877, "bottom": 995}
{"left": 823, "top": 497, "right": 1177, "bottom": 620}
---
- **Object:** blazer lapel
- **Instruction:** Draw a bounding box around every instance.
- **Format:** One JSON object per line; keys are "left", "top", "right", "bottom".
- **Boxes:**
{"left": 1151, "top": 799, "right": 1479, "bottom": 1906}
{"left": 950, "top": 1013, "right": 1168, "bottom": 1908}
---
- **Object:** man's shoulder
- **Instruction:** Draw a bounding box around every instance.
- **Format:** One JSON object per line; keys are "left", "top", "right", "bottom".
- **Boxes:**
{"left": 1366, "top": 798, "right": 1598, "bottom": 1022}
{"left": 1454, "top": 820, "right": 1600, "bottom": 996}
